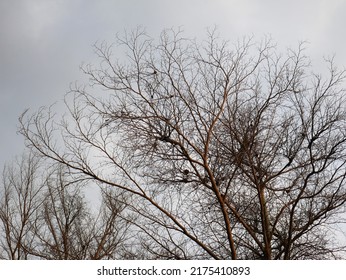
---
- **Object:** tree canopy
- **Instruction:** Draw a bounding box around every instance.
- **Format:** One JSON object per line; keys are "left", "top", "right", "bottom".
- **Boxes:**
{"left": 8, "top": 28, "right": 346, "bottom": 259}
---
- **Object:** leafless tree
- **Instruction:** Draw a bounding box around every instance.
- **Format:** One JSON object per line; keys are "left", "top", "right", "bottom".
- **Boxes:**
{"left": 19, "top": 28, "right": 346, "bottom": 259}
{"left": 0, "top": 153, "right": 130, "bottom": 259}
{"left": 0, "top": 152, "right": 44, "bottom": 259}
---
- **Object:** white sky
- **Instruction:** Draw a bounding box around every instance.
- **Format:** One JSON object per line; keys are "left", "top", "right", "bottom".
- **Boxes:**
{"left": 1, "top": 0, "right": 346, "bottom": 169}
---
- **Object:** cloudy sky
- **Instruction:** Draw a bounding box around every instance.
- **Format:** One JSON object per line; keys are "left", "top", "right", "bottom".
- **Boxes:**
{"left": 1, "top": 0, "right": 346, "bottom": 169}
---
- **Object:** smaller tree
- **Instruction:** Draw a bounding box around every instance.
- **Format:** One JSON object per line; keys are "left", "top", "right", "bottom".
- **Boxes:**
{"left": 0, "top": 152, "right": 44, "bottom": 259}
{"left": 0, "top": 152, "right": 131, "bottom": 259}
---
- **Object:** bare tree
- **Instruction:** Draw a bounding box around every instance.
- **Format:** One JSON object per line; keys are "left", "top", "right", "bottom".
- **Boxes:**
{"left": 28, "top": 165, "right": 131, "bottom": 259}
{"left": 0, "top": 153, "right": 130, "bottom": 259}
{"left": 0, "top": 152, "right": 44, "bottom": 259}
{"left": 19, "top": 28, "right": 346, "bottom": 259}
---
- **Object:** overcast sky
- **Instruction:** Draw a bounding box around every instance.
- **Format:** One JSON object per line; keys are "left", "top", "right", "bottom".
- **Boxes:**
{"left": 1, "top": 0, "right": 346, "bottom": 170}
